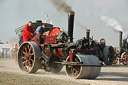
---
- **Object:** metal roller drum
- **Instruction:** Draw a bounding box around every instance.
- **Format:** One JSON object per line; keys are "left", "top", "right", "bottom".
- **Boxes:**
{"left": 65, "top": 54, "right": 101, "bottom": 79}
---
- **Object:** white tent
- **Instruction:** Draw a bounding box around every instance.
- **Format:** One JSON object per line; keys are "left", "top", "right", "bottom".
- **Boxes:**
{"left": 0, "top": 44, "right": 14, "bottom": 58}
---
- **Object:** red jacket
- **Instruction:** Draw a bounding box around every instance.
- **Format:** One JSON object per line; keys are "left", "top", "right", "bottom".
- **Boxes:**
{"left": 23, "top": 24, "right": 34, "bottom": 42}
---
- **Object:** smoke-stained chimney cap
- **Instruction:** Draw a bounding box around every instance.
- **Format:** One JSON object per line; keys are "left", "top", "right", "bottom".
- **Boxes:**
{"left": 86, "top": 29, "right": 90, "bottom": 32}
{"left": 119, "top": 31, "right": 123, "bottom": 33}
{"left": 68, "top": 12, "right": 75, "bottom": 15}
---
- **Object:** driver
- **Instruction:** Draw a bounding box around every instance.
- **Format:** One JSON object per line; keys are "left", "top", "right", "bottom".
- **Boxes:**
{"left": 35, "top": 23, "right": 46, "bottom": 34}
{"left": 99, "top": 38, "right": 106, "bottom": 52}
{"left": 23, "top": 21, "right": 34, "bottom": 42}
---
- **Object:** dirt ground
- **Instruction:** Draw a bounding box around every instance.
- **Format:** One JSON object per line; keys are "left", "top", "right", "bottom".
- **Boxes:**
{"left": 0, "top": 58, "right": 128, "bottom": 85}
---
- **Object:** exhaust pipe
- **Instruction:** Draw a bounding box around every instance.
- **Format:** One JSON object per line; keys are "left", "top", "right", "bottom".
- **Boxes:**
{"left": 68, "top": 12, "right": 75, "bottom": 42}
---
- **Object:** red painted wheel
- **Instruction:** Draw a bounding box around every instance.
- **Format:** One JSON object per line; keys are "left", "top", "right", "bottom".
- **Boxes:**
{"left": 121, "top": 52, "right": 128, "bottom": 65}
{"left": 18, "top": 42, "right": 41, "bottom": 73}
{"left": 113, "top": 56, "right": 118, "bottom": 64}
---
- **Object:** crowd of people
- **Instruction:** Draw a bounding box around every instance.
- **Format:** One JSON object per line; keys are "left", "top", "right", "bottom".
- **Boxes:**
{"left": 80, "top": 37, "right": 106, "bottom": 59}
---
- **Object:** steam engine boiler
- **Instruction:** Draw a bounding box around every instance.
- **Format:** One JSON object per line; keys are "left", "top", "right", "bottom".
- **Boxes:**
{"left": 18, "top": 12, "right": 101, "bottom": 79}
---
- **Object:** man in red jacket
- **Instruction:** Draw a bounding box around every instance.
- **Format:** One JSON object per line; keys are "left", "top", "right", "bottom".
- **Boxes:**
{"left": 23, "top": 21, "right": 34, "bottom": 42}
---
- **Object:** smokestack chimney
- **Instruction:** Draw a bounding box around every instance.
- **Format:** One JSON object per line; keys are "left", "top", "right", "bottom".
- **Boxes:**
{"left": 86, "top": 29, "right": 90, "bottom": 47}
{"left": 119, "top": 31, "right": 122, "bottom": 53}
{"left": 86, "top": 29, "right": 90, "bottom": 41}
{"left": 119, "top": 31, "right": 122, "bottom": 47}
{"left": 68, "top": 12, "right": 75, "bottom": 42}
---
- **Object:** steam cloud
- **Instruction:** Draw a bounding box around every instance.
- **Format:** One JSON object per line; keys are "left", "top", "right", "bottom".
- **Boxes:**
{"left": 124, "top": 31, "right": 128, "bottom": 38}
{"left": 48, "top": 0, "right": 74, "bottom": 13}
{"left": 101, "top": 15, "right": 124, "bottom": 32}
{"left": 100, "top": 15, "right": 128, "bottom": 38}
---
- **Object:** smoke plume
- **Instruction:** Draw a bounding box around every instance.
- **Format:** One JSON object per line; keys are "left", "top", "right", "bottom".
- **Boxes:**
{"left": 48, "top": 0, "right": 74, "bottom": 13}
{"left": 124, "top": 31, "right": 128, "bottom": 38}
{"left": 100, "top": 15, "right": 128, "bottom": 38}
{"left": 101, "top": 15, "right": 124, "bottom": 32}
{"left": 75, "top": 20, "right": 87, "bottom": 29}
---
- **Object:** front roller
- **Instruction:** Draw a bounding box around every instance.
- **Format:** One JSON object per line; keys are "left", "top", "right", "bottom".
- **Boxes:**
{"left": 18, "top": 42, "right": 41, "bottom": 73}
{"left": 65, "top": 54, "right": 101, "bottom": 79}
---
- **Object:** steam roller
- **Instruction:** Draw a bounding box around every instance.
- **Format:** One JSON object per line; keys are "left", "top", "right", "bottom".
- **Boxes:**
{"left": 17, "top": 11, "right": 101, "bottom": 79}
{"left": 18, "top": 42, "right": 101, "bottom": 79}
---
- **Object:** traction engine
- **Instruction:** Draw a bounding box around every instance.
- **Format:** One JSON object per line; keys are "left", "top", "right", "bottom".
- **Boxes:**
{"left": 18, "top": 12, "right": 101, "bottom": 79}
{"left": 113, "top": 31, "right": 128, "bottom": 65}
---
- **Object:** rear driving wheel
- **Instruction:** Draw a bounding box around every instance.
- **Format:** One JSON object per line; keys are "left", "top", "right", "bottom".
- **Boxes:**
{"left": 103, "top": 46, "right": 114, "bottom": 65}
{"left": 18, "top": 42, "right": 41, "bottom": 73}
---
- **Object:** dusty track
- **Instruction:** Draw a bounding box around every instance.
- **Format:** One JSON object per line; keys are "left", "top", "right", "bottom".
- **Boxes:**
{"left": 0, "top": 58, "right": 128, "bottom": 85}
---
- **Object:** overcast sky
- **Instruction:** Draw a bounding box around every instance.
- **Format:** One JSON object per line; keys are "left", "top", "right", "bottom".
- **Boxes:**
{"left": 0, "top": 0, "right": 128, "bottom": 46}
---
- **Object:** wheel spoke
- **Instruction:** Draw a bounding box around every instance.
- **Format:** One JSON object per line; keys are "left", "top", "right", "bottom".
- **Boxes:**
{"left": 31, "top": 53, "right": 34, "bottom": 55}
{"left": 29, "top": 46, "right": 32, "bottom": 53}
{"left": 31, "top": 59, "right": 34, "bottom": 63}
{"left": 23, "top": 61, "right": 27, "bottom": 64}
{"left": 28, "top": 62, "right": 32, "bottom": 67}
{"left": 27, "top": 44, "right": 30, "bottom": 50}
{"left": 25, "top": 62, "right": 29, "bottom": 71}
{"left": 72, "top": 68, "right": 79, "bottom": 76}
{"left": 29, "top": 52, "right": 34, "bottom": 56}
{"left": 23, "top": 51, "right": 27, "bottom": 55}
{"left": 22, "top": 57, "right": 26, "bottom": 59}
{"left": 75, "top": 71, "right": 79, "bottom": 76}
{"left": 25, "top": 61, "right": 28, "bottom": 67}
{"left": 25, "top": 47, "right": 27, "bottom": 53}
{"left": 24, "top": 66, "right": 27, "bottom": 71}
{"left": 29, "top": 46, "right": 31, "bottom": 53}
{"left": 75, "top": 57, "right": 79, "bottom": 62}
